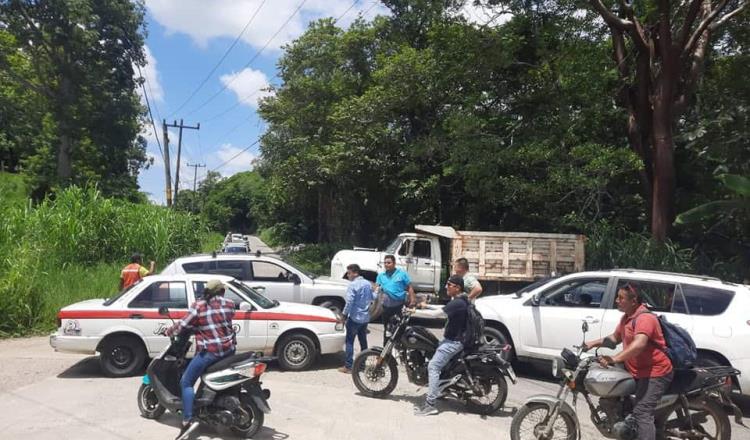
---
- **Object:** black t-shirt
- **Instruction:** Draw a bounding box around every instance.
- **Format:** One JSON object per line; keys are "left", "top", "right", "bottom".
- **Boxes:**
{"left": 443, "top": 295, "right": 468, "bottom": 341}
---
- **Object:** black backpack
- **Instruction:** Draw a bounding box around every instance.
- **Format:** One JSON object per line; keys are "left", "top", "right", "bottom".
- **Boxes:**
{"left": 462, "top": 296, "right": 485, "bottom": 348}
{"left": 633, "top": 311, "right": 697, "bottom": 369}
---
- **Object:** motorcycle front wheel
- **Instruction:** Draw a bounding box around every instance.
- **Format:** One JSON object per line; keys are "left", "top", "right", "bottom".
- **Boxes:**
{"left": 510, "top": 402, "right": 578, "bottom": 440}
{"left": 230, "top": 398, "right": 264, "bottom": 438}
{"left": 352, "top": 348, "right": 399, "bottom": 397}
{"left": 465, "top": 372, "right": 508, "bottom": 415}
{"left": 137, "top": 383, "right": 165, "bottom": 419}
{"left": 657, "top": 397, "right": 730, "bottom": 440}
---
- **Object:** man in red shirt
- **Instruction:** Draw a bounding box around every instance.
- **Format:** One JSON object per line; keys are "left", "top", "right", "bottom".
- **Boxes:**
{"left": 585, "top": 283, "right": 673, "bottom": 440}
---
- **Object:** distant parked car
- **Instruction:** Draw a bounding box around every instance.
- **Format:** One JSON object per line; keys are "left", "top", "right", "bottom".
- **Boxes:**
{"left": 475, "top": 269, "right": 750, "bottom": 396}
{"left": 223, "top": 242, "right": 250, "bottom": 253}
{"left": 50, "top": 274, "right": 345, "bottom": 377}
{"left": 161, "top": 254, "right": 350, "bottom": 315}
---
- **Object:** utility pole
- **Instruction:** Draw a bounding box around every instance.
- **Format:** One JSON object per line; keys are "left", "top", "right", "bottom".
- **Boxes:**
{"left": 162, "top": 119, "right": 173, "bottom": 207}
{"left": 164, "top": 119, "right": 200, "bottom": 207}
{"left": 187, "top": 163, "right": 206, "bottom": 213}
{"left": 187, "top": 163, "right": 207, "bottom": 192}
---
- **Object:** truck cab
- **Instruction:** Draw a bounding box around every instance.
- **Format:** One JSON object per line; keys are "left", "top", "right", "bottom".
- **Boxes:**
{"left": 330, "top": 233, "right": 443, "bottom": 293}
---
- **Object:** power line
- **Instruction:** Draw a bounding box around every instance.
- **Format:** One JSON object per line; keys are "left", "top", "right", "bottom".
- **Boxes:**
{"left": 334, "top": 0, "right": 360, "bottom": 24}
{"left": 165, "top": 0, "right": 268, "bottom": 118}
{"left": 135, "top": 64, "right": 164, "bottom": 162}
{"left": 202, "top": 81, "right": 279, "bottom": 123}
{"left": 211, "top": 139, "right": 260, "bottom": 173}
{"left": 361, "top": 0, "right": 379, "bottom": 18}
{"left": 184, "top": 0, "right": 308, "bottom": 118}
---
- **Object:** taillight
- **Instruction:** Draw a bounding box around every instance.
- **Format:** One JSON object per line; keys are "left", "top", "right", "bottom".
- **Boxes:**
{"left": 254, "top": 362, "right": 267, "bottom": 377}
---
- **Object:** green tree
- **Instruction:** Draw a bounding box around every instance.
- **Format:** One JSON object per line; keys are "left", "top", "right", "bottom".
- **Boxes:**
{"left": 0, "top": 0, "right": 149, "bottom": 198}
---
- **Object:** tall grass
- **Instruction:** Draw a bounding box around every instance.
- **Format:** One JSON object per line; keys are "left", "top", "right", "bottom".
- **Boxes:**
{"left": 0, "top": 186, "right": 208, "bottom": 336}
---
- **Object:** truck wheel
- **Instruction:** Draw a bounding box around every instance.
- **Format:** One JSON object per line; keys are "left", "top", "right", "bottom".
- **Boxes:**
{"left": 99, "top": 335, "right": 146, "bottom": 377}
{"left": 277, "top": 333, "right": 317, "bottom": 371}
{"left": 318, "top": 299, "right": 344, "bottom": 316}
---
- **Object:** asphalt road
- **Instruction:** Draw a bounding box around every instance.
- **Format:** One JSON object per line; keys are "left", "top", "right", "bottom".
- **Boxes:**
{"left": 1, "top": 325, "right": 749, "bottom": 440}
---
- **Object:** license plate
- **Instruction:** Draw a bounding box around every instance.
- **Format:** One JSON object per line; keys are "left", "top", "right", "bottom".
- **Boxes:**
{"left": 142, "top": 374, "right": 150, "bottom": 385}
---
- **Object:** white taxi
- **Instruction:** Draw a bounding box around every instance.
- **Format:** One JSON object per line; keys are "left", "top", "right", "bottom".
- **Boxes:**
{"left": 50, "top": 274, "right": 345, "bottom": 377}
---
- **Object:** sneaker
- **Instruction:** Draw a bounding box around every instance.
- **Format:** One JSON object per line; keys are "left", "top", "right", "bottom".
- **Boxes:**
{"left": 175, "top": 419, "right": 199, "bottom": 440}
{"left": 338, "top": 366, "right": 352, "bottom": 374}
{"left": 414, "top": 402, "right": 438, "bottom": 416}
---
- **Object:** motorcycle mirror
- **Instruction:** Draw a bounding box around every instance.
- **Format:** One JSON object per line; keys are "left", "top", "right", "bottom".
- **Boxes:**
{"left": 531, "top": 293, "right": 541, "bottom": 306}
{"left": 158, "top": 306, "right": 170, "bottom": 316}
{"left": 581, "top": 320, "right": 589, "bottom": 334}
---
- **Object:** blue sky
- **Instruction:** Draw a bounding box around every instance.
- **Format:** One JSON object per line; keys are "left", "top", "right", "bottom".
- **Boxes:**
{"left": 136, "top": 1, "right": 501, "bottom": 204}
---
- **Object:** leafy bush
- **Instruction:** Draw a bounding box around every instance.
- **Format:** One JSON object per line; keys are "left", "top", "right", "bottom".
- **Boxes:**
{"left": 584, "top": 222, "right": 694, "bottom": 273}
{"left": 281, "top": 243, "right": 350, "bottom": 277}
{"left": 0, "top": 186, "right": 208, "bottom": 335}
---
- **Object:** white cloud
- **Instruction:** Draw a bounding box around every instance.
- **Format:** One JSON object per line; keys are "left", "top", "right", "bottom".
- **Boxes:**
{"left": 459, "top": 3, "right": 512, "bottom": 26}
{"left": 219, "top": 68, "right": 274, "bottom": 109}
{"left": 145, "top": 0, "right": 389, "bottom": 50}
{"left": 213, "top": 143, "right": 258, "bottom": 177}
{"left": 135, "top": 46, "right": 165, "bottom": 105}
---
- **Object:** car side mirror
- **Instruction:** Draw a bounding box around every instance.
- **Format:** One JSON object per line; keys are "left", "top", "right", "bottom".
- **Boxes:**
{"left": 158, "top": 306, "right": 170, "bottom": 316}
{"left": 239, "top": 302, "right": 253, "bottom": 312}
{"left": 531, "top": 293, "right": 541, "bottom": 306}
{"left": 290, "top": 273, "right": 301, "bottom": 285}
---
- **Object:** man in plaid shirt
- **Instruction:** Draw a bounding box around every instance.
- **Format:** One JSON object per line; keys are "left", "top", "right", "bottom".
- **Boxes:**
{"left": 166, "top": 279, "right": 236, "bottom": 440}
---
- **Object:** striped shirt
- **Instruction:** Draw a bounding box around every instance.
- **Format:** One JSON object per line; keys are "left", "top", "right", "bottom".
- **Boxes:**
{"left": 166, "top": 296, "right": 236, "bottom": 356}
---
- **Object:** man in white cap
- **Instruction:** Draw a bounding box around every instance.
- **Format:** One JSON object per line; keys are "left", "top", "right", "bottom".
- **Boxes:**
{"left": 166, "top": 279, "right": 236, "bottom": 440}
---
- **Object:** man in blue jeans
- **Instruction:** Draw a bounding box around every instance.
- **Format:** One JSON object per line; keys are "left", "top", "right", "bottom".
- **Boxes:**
{"left": 165, "top": 279, "right": 236, "bottom": 440}
{"left": 338, "top": 264, "right": 377, "bottom": 373}
{"left": 375, "top": 254, "right": 416, "bottom": 344}
{"left": 414, "top": 275, "right": 468, "bottom": 416}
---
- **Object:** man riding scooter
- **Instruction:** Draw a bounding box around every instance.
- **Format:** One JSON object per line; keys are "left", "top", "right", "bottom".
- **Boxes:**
{"left": 165, "top": 279, "right": 236, "bottom": 440}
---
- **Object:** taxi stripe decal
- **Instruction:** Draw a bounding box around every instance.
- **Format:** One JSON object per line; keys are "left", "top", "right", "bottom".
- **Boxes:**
{"left": 57, "top": 310, "right": 337, "bottom": 323}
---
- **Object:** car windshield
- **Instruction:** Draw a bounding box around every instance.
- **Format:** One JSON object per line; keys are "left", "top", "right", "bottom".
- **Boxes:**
{"left": 224, "top": 246, "right": 247, "bottom": 253}
{"left": 515, "top": 276, "right": 560, "bottom": 297}
{"left": 103, "top": 280, "right": 141, "bottom": 306}
{"left": 229, "top": 280, "right": 277, "bottom": 309}
{"left": 384, "top": 237, "right": 401, "bottom": 254}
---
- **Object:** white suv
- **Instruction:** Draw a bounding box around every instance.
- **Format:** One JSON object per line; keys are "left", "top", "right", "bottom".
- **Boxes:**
{"left": 475, "top": 269, "right": 750, "bottom": 396}
{"left": 161, "top": 254, "right": 349, "bottom": 314}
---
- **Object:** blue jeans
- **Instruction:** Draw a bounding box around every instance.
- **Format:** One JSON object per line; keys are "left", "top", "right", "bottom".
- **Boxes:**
{"left": 345, "top": 319, "right": 368, "bottom": 369}
{"left": 426, "top": 339, "right": 464, "bottom": 406}
{"left": 180, "top": 350, "right": 228, "bottom": 421}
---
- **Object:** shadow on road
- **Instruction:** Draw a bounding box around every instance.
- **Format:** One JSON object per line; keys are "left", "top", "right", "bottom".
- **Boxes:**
{"left": 57, "top": 356, "right": 104, "bottom": 379}
{"left": 153, "top": 411, "right": 289, "bottom": 440}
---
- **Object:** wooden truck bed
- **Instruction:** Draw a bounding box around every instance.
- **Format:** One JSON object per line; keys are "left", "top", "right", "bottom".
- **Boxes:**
{"left": 415, "top": 226, "right": 585, "bottom": 282}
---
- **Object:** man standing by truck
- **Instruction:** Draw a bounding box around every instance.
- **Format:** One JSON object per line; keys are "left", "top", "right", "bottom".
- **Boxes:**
{"left": 454, "top": 257, "right": 483, "bottom": 300}
{"left": 376, "top": 254, "right": 416, "bottom": 344}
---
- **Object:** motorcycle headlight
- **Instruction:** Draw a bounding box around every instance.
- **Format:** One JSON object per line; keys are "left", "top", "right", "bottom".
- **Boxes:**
{"left": 552, "top": 358, "right": 560, "bottom": 378}
{"left": 335, "top": 321, "right": 344, "bottom": 331}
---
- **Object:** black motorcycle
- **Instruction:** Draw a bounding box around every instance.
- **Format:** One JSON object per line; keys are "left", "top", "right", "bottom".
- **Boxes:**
{"left": 137, "top": 306, "right": 272, "bottom": 438}
{"left": 510, "top": 320, "right": 744, "bottom": 440}
{"left": 352, "top": 307, "right": 516, "bottom": 414}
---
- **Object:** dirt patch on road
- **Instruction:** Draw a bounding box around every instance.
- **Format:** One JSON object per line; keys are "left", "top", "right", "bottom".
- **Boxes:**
{"left": 0, "top": 336, "right": 89, "bottom": 393}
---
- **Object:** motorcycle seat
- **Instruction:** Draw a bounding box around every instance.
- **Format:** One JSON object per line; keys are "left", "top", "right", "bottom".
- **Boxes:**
{"left": 205, "top": 351, "right": 259, "bottom": 373}
{"left": 667, "top": 367, "right": 730, "bottom": 395}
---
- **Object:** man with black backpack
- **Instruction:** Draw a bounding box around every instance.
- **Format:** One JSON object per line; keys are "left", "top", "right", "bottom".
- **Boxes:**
{"left": 413, "top": 275, "right": 470, "bottom": 416}
{"left": 584, "top": 283, "right": 674, "bottom": 440}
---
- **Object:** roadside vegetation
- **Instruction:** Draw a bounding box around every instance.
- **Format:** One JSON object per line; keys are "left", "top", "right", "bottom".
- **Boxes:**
{"left": 0, "top": 183, "right": 211, "bottom": 336}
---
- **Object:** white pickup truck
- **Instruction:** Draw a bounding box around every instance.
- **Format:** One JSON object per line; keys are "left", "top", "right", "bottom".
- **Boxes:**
{"left": 330, "top": 225, "right": 585, "bottom": 297}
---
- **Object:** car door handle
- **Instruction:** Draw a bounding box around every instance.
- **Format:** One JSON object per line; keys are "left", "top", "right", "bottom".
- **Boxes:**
{"left": 424, "top": 261, "right": 431, "bottom": 265}
{"left": 584, "top": 316, "right": 600, "bottom": 324}
{"left": 130, "top": 313, "right": 144, "bottom": 320}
